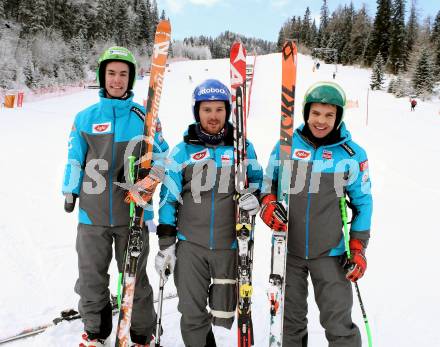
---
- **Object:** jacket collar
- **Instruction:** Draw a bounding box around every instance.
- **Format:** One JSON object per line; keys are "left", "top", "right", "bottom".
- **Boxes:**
{"left": 98, "top": 89, "right": 134, "bottom": 117}
{"left": 184, "top": 122, "right": 234, "bottom": 146}
{"left": 296, "top": 122, "right": 351, "bottom": 149}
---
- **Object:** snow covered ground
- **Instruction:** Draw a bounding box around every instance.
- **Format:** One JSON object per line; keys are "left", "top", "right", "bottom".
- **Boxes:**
{"left": 1, "top": 51, "right": 440, "bottom": 346}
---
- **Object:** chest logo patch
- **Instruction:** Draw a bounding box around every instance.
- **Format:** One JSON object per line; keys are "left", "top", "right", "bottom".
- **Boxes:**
{"left": 191, "top": 149, "right": 210, "bottom": 161}
{"left": 293, "top": 149, "right": 311, "bottom": 160}
{"left": 92, "top": 122, "right": 111, "bottom": 134}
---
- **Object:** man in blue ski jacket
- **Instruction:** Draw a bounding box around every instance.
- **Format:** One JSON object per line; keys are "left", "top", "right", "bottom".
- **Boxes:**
{"left": 154, "top": 79, "right": 263, "bottom": 347}
{"left": 260, "top": 81, "right": 373, "bottom": 347}
{"left": 62, "top": 46, "right": 168, "bottom": 347}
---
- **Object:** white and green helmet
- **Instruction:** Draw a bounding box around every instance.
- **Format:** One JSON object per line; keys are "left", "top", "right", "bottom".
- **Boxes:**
{"left": 303, "top": 81, "right": 346, "bottom": 128}
{"left": 96, "top": 46, "right": 137, "bottom": 91}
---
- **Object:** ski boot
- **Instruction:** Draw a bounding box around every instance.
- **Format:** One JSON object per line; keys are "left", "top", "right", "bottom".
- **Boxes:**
{"left": 79, "top": 332, "right": 107, "bottom": 347}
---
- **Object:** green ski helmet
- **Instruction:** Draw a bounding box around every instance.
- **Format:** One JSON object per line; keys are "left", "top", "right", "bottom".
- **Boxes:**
{"left": 303, "top": 81, "right": 346, "bottom": 128}
{"left": 96, "top": 46, "right": 137, "bottom": 91}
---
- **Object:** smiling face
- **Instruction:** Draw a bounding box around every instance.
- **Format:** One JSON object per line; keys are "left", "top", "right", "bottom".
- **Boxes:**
{"left": 198, "top": 101, "right": 227, "bottom": 135}
{"left": 104, "top": 61, "right": 129, "bottom": 98}
{"left": 307, "top": 102, "right": 337, "bottom": 138}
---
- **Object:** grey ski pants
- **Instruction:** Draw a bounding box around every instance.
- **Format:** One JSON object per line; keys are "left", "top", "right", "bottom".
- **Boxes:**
{"left": 283, "top": 255, "right": 361, "bottom": 347}
{"left": 74, "top": 224, "right": 155, "bottom": 338}
{"left": 174, "top": 241, "right": 237, "bottom": 347}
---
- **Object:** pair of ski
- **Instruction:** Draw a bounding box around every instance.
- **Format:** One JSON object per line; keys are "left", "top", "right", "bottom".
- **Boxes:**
{"left": 230, "top": 41, "right": 297, "bottom": 347}
{"left": 0, "top": 294, "right": 179, "bottom": 345}
{"left": 116, "top": 19, "right": 171, "bottom": 347}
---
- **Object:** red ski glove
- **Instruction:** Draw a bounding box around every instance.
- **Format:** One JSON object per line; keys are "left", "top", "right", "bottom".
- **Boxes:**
{"left": 345, "top": 239, "right": 367, "bottom": 282}
{"left": 260, "top": 194, "right": 288, "bottom": 231}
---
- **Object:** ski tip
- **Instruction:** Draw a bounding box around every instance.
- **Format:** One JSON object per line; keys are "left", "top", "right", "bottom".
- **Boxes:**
{"left": 157, "top": 19, "right": 171, "bottom": 34}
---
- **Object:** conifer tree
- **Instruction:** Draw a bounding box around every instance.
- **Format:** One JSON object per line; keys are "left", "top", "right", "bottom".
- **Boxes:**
{"left": 370, "top": 52, "right": 385, "bottom": 90}
{"left": 114, "top": 0, "right": 131, "bottom": 47}
{"left": 340, "top": 3, "right": 355, "bottom": 64}
{"left": 0, "top": 1, "right": 5, "bottom": 20}
{"left": 150, "top": 0, "right": 159, "bottom": 42}
{"left": 318, "top": 0, "right": 329, "bottom": 47}
{"left": 277, "top": 28, "right": 285, "bottom": 51}
{"left": 350, "top": 5, "right": 371, "bottom": 65}
{"left": 302, "top": 7, "right": 312, "bottom": 46}
{"left": 430, "top": 11, "right": 440, "bottom": 78}
{"left": 30, "top": 0, "right": 47, "bottom": 34}
{"left": 366, "top": 0, "right": 392, "bottom": 66}
{"left": 412, "top": 48, "right": 435, "bottom": 96}
{"left": 406, "top": 1, "right": 418, "bottom": 57}
{"left": 389, "top": 0, "right": 406, "bottom": 73}
{"left": 431, "top": 11, "right": 440, "bottom": 44}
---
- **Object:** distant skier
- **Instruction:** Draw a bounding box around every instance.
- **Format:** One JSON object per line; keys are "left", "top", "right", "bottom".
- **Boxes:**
{"left": 155, "top": 79, "right": 263, "bottom": 346}
{"left": 411, "top": 98, "right": 417, "bottom": 111}
{"left": 333, "top": 71, "right": 336, "bottom": 79}
{"left": 62, "top": 46, "right": 169, "bottom": 347}
{"left": 316, "top": 61, "right": 321, "bottom": 70}
{"left": 260, "top": 81, "right": 373, "bottom": 346}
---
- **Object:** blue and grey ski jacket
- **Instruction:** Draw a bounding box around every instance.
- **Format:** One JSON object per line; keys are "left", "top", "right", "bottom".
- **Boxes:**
{"left": 62, "top": 90, "right": 169, "bottom": 226}
{"left": 262, "top": 123, "right": 372, "bottom": 259}
{"left": 159, "top": 123, "right": 263, "bottom": 250}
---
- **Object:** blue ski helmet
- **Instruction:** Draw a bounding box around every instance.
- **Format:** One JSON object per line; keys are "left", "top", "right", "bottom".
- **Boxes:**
{"left": 192, "top": 79, "right": 232, "bottom": 122}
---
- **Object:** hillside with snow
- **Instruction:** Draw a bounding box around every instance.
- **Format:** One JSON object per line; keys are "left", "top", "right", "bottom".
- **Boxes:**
{"left": 1, "top": 51, "right": 440, "bottom": 346}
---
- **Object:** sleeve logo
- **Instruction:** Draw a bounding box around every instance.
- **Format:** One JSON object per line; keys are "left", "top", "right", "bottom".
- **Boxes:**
{"left": 360, "top": 160, "right": 369, "bottom": 172}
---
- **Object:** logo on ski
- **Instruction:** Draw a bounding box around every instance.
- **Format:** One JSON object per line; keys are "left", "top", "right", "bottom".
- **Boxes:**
{"left": 92, "top": 122, "right": 111, "bottom": 133}
{"left": 153, "top": 41, "right": 170, "bottom": 59}
{"left": 293, "top": 149, "right": 311, "bottom": 160}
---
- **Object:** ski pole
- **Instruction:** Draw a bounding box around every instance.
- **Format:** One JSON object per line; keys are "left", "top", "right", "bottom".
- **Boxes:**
{"left": 339, "top": 197, "right": 373, "bottom": 347}
{"left": 154, "top": 269, "right": 170, "bottom": 347}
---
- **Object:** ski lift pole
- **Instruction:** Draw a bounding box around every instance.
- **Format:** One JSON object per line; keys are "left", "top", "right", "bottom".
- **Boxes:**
{"left": 339, "top": 197, "right": 373, "bottom": 347}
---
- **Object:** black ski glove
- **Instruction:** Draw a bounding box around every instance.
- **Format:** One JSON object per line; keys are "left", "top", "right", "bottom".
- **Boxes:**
{"left": 64, "top": 193, "right": 78, "bottom": 213}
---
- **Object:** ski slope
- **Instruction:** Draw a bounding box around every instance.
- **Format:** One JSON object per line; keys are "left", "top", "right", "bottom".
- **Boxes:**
{"left": 1, "top": 52, "right": 440, "bottom": 346}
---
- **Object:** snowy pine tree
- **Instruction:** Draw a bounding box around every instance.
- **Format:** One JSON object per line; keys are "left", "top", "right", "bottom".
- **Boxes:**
{"left": 277, "top": 28, "right": 285, "bottom": 51}
{"left": 406, "top": 2, "right": 419, "bottom": 61}
{"left": 0, "top": 1, "right": 5, "bottom": 20}
{"left": 389, "top": 0, "right": 406, "bottom": 73}
{"left": 95, "top": 0, "right": 113, "bottom": 42}
{"left": 394, "top": 73, "right": 409, "bottom": 97}
{"left": 366, "top": 0, "right": 392, "bottom": 66}
{"left": 349, "top": 5, "right": 372, "bottom": 65}
{"left": 302, "top": 7, "right": 312, "bottom": 46}
{"left": 387, "top": 77, "right": 396, "bottom": 93}
{"left": 370, "top": 53, "right": 385, "bottom": 90}
{"left": 412, "top": 48, "right": 435, "bottom": 96}
{"left": 432, "top": 11, "right": 440, "bottom": 78}
{"left": 318, "top": 0, "right": 330, "bottom": 47}
{"left": 114, "top": 0, "right": 131, "bottom": 47}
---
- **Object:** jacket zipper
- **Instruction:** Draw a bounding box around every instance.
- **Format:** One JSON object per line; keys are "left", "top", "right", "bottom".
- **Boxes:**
{"left": 209, "top": 147, "right": 216, "bottom": 250}
{"left": 305, "top": 148, "right": 318, "bottom": 259}
{"left": 109, "top": 107, "right": 116, "bottom": 226}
